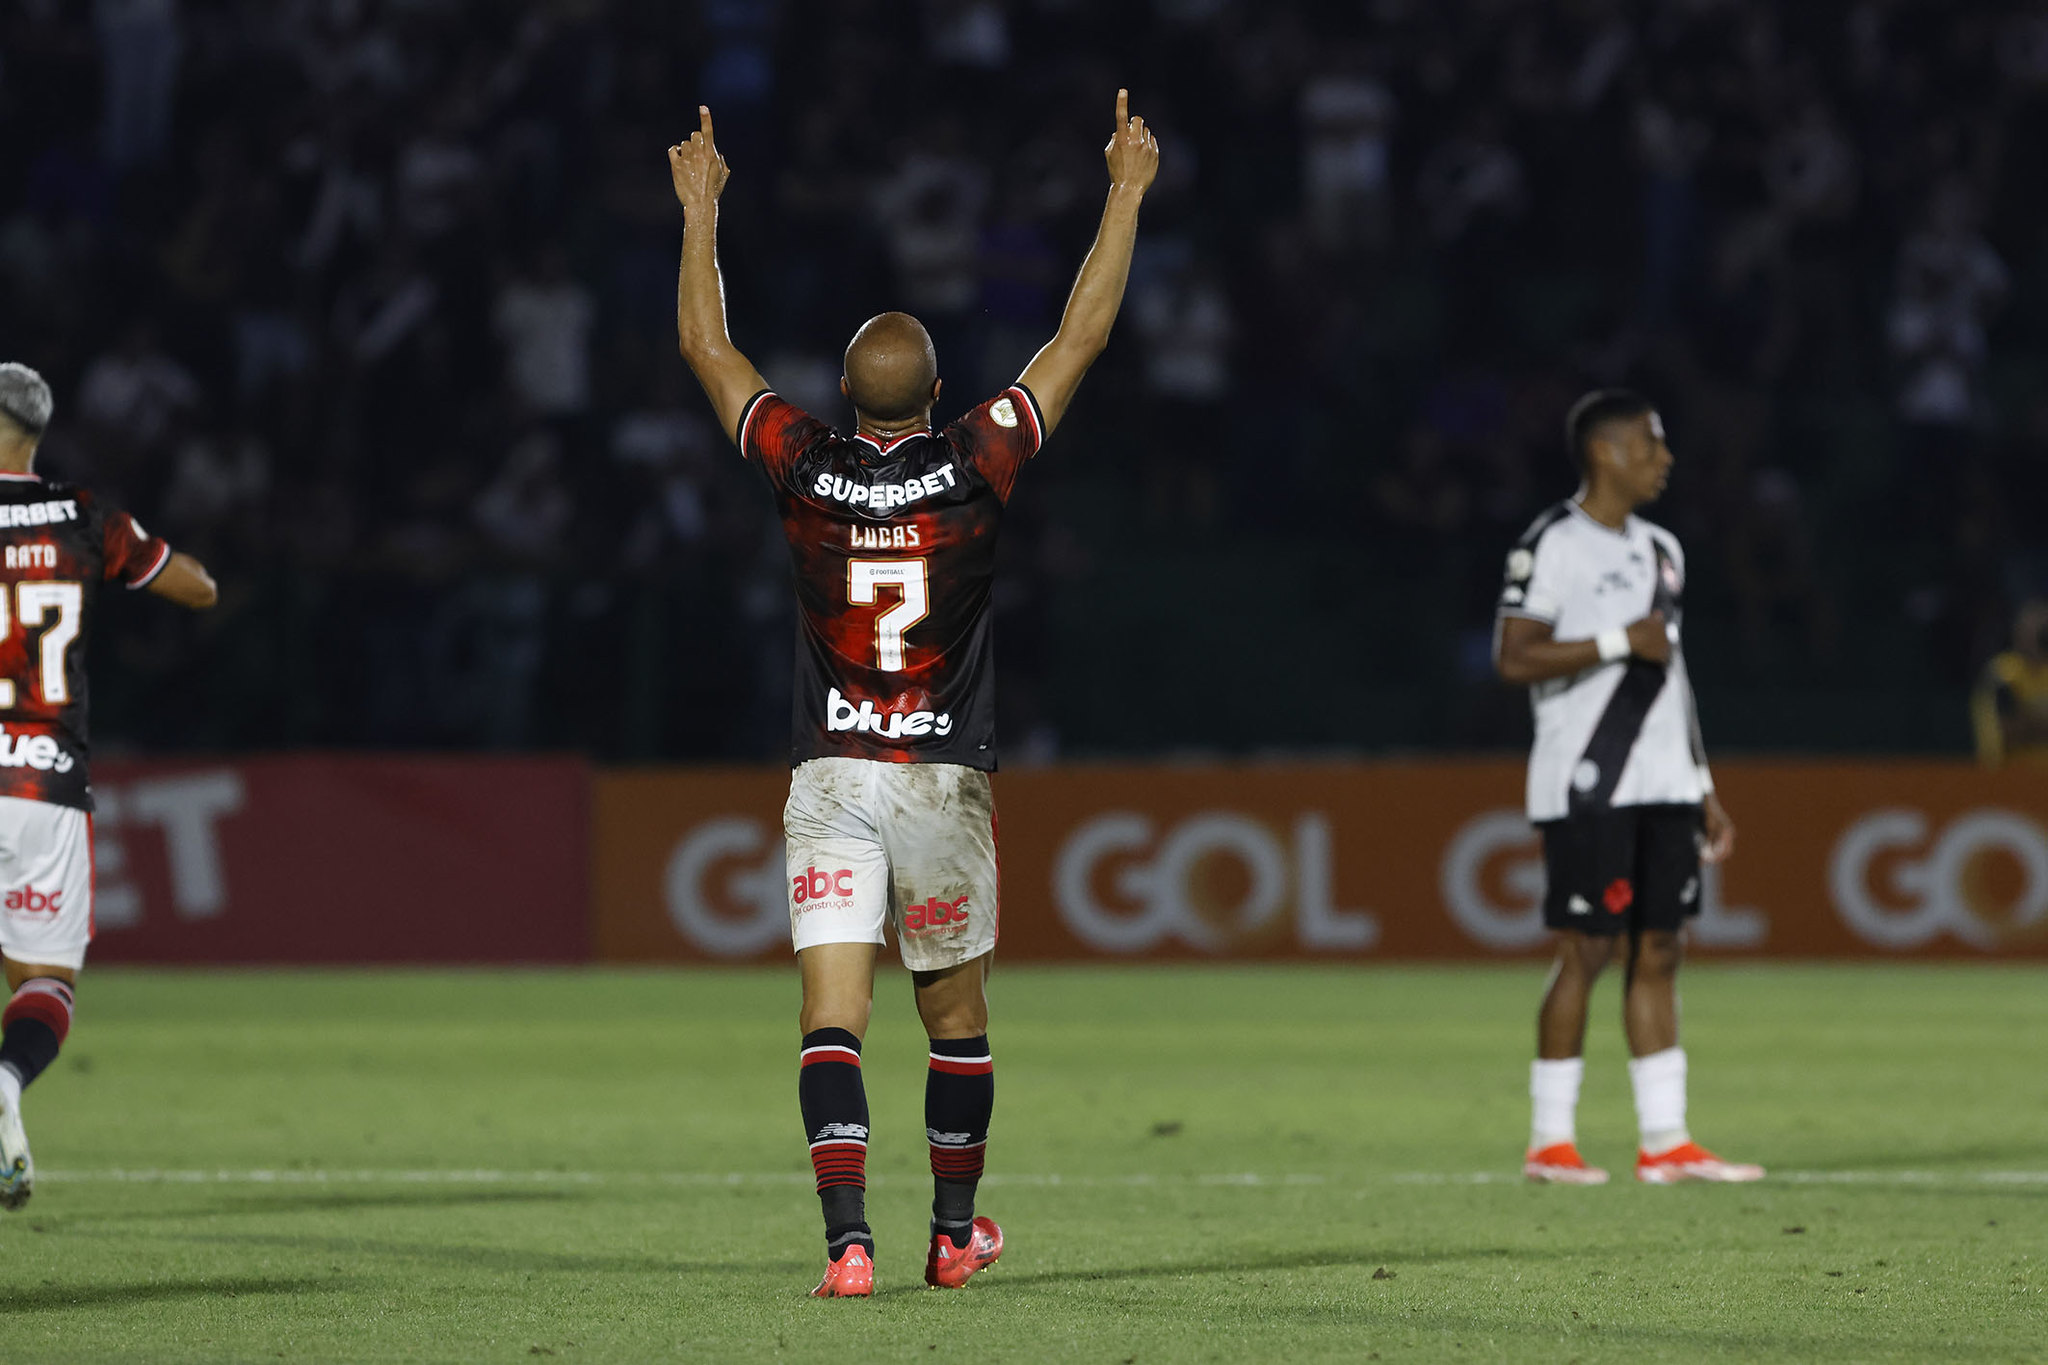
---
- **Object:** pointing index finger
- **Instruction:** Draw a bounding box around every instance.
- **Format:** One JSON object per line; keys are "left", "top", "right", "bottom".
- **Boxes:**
{"left": 1116, "top": 88, "right": 1128, "bottom": 128}
{"left": 700, "top": 105, "right": 715, "bottom": 143}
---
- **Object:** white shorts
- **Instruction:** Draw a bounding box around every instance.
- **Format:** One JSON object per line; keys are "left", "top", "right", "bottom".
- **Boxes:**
{"left": 0, "top": 795, "right": 93, "bottom": 970}
{"left": 783, "top": 758, "right": 1000, "bottom": 972}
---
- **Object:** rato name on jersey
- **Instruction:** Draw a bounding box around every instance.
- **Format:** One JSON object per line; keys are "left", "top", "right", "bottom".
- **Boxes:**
{"left": 739, "top": 384, "right": 1044, "bottom": 770}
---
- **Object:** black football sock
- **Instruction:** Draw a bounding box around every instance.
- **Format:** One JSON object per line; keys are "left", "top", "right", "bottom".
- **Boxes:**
{"left": 925, "top": 1034, "right": 993, "bottom": 1247}
{"left": 0, "top": 978, "right": 74, "bottom": 1091}
{"left": 799, "top": 1028, "right": 871, "bottom": 1258}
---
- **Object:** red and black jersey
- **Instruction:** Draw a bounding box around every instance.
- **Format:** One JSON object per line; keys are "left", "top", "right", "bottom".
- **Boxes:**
{"left": 0, "top": 472, "right": 172, "bottom": 810}
{"left": 739, "top": 383, "right": 1045, "bottom": 770}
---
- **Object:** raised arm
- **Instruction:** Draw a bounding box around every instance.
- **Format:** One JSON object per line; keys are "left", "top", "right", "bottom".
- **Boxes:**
{"left": 1018, "top": 89, "right": 1160, "bottom": 436}
{"left": 670, "top": 106, "right": 768, "bottom": 445}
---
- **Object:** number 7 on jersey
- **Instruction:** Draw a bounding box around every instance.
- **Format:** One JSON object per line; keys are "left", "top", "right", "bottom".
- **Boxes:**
{"left": 847, "top": 559, "right": 929, "bottom": 672}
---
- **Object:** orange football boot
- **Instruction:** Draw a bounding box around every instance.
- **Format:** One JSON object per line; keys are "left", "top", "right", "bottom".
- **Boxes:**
{"left": 1635, "top": 1140, "right": 1765, "bottom": 1184}
{"left": 1523, "top": 1141, "right": 1610, "bottom": 1185}
{"left": 925, "top": 1216, "right": 1004, "bottom": 1288}
{"left": 810, "top": 1243, "right": 874, "bottom": 1298}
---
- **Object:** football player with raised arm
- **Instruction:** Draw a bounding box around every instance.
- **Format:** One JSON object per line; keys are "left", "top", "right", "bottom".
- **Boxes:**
{"left": 0, "top": 363, "right": 218, "bottom": 1210}
{"left": 1494, "top": 390, "right": 1763, "bottom": 1186}
{"left": 670, "top": 93, "right": 1158, "bottom": 1295}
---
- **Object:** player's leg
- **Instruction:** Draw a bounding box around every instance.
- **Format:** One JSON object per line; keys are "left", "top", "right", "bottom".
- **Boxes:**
{"left": 1538, "top": 931, "right": 1616, "bottom": 1059}
{"left": 1526, "top": 813, "right": 1627, "bottom": 1183}
{"left": 784, "top": 761, "right": 891, "bottom": 1294}
{"left": 0, "top": 799, "right": 93, "bottom": 1211}
{"left": 877, "top": 763, "right": 1004, "bottom": 1286}
{"left": 1, "top": 959, "right": 78, "bottom": 1210}
{"left": 1621, "top": 927, "right": 1683, "bottom": 1060}
{"left": 1528, "top": 931, "right": 1614, "bottom": 1180}
{"left": 797, "top": 941, "right": 879, "bottom": 1286}
{"left": 1626, "top": 806, "right": 1763, "bottom": 1184}
{"left": 913, "top": 953, "right": 996, "bottom": 1283}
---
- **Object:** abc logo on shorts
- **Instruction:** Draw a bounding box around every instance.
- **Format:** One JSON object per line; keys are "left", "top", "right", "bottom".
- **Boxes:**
{"left": 3, "top": 886, "right": 63, "bottom": 914}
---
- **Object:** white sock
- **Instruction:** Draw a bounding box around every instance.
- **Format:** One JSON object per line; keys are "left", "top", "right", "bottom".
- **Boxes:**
{"left": 1529, "top": 1057, "right": 1584, "bottom": 1149}
{"left": 1628, "top": 1046, "right": 1689, "bottom": 1154}
{"left": 0, "top": 1063, "right": 19, "bottom": 1115}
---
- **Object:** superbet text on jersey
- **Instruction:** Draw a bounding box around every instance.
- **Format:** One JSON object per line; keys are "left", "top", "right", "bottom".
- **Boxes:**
{"left": 0, "top": 473, "right": 172, "bottom": 809}
{"left": 739, "top": 384, "right": 1044, "bottom": 769}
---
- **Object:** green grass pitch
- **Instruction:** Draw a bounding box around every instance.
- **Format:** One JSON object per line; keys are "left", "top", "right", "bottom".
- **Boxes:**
{"left": 6, "top": 964, "right": 2043, "bottom": 1363}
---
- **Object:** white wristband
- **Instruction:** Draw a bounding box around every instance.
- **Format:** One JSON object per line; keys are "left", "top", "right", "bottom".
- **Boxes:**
{"left": 1595, "top": 628, "right": 1630, "bottom": 664}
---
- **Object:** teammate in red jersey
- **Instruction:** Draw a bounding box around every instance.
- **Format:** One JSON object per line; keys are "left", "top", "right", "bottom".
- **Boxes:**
{"left": 0, "top": 363, "right": 218, "bottom": 1210}
{"left": 671, "top": 93, "right": 1158, "bottom": 1295}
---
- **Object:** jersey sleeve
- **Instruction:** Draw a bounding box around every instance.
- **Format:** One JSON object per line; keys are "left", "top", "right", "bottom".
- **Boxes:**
{"left": 948, "top": 384, "right": 1045, "bottom": 503}
{"left": 1498, "top": 528, "right": 1568, "bottom": 624}
{"left": 96, "top": 494, "right": 173, "bottom": 589}
{"left": 736, "top": 390, "right": 831, "bottom": 489}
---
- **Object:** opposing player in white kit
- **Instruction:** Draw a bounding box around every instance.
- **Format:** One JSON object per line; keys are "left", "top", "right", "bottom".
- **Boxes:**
{"left": 0, "top": 363, "right": 218, "bottom": 1209}
{"left": 670, "top": 96, "right": 1158, "bottom": 1292}
{"left": 1494, "top": 389, "right": 1763, "bottom": 1185}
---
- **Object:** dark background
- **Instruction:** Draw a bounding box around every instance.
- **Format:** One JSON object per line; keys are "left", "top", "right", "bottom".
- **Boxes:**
{"left": 4, "top": 0, "right": 2044, "bottom": 762}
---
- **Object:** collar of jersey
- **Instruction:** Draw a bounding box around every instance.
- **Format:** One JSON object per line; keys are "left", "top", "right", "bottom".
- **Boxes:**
{"left": 852, "top": 429, "right": 932, "bottom": 455}
{"left": 1567, "top": 496, "right": 1633, "bottom": 538}
{"left": 0, "top": 471, "right": 42, "bottom": 482}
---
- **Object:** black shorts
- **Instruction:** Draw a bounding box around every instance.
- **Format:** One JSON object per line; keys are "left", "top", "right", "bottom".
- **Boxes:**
{"left": 1538, "top": 804, "right": 1703, "bottom": 937}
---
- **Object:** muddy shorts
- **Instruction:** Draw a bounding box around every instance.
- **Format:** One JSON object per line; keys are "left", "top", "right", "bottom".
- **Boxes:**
{"left": 782, "top": 757, "right": 1000, "bottom": 971}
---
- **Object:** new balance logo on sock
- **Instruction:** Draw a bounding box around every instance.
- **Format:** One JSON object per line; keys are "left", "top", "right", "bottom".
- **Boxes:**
{"left": 925, "top": 1036, "right": 993, "bottom": 1195}
{"left": 800, "top": 1026, "right": 872, "bottom": 1225}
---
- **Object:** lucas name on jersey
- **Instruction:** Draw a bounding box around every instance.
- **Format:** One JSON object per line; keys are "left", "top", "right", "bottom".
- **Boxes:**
{"left": 849, "top": 524, "right": 922, "bottom": 550}
{"left": 811, "top": 462, "right": 960, "bottom": 510}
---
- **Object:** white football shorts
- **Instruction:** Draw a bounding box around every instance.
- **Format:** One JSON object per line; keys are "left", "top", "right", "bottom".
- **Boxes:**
{"left": 783, "top": 757, "right": 1000, "bottom": 972}
{"left": 0, "top": 795, "right": 93, "bottom": 970}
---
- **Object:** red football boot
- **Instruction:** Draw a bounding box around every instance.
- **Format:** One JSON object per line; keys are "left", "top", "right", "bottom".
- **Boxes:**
{"left": 1635, "top": 1140, "right": 1765, "bottom": 1184}
{"left": 925, "top": 1217, "right": 1004, "bottom": 1288}
{"left": 1523, "top": 1141, "right": 1610, "bottom": 1185}
{"left": 810, "top": 1243, "right": 874, "bottom": 1298}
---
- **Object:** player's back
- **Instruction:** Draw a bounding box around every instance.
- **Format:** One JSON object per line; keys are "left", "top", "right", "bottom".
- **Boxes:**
{"left": 736, "top": 385, "right": 1046, "bottom": 770}
{"left": 0, "top": 473, "right": 170, "bottom": 810}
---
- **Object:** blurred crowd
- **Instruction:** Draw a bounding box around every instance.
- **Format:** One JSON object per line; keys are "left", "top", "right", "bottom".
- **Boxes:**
{"left": 3, "top": 0, "right": 2045, "bottom": 758}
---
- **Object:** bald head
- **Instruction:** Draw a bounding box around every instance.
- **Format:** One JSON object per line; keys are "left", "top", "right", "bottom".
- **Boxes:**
{"left": 843, "top": 313, "right": 938, "bottom": 424}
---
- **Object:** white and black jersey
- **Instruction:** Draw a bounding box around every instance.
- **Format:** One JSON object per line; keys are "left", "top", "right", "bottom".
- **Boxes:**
{"left": 1497, "top": 500, "right": 1710, "bottom": 823}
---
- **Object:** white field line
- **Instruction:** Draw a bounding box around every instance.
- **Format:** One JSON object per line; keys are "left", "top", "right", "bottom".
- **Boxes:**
{"left": 35, "top": 1168, "right": 2048, "bottom": 1189}
{"left": 1391, "top": 1170, "right": 2048, "bottom": 1187}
